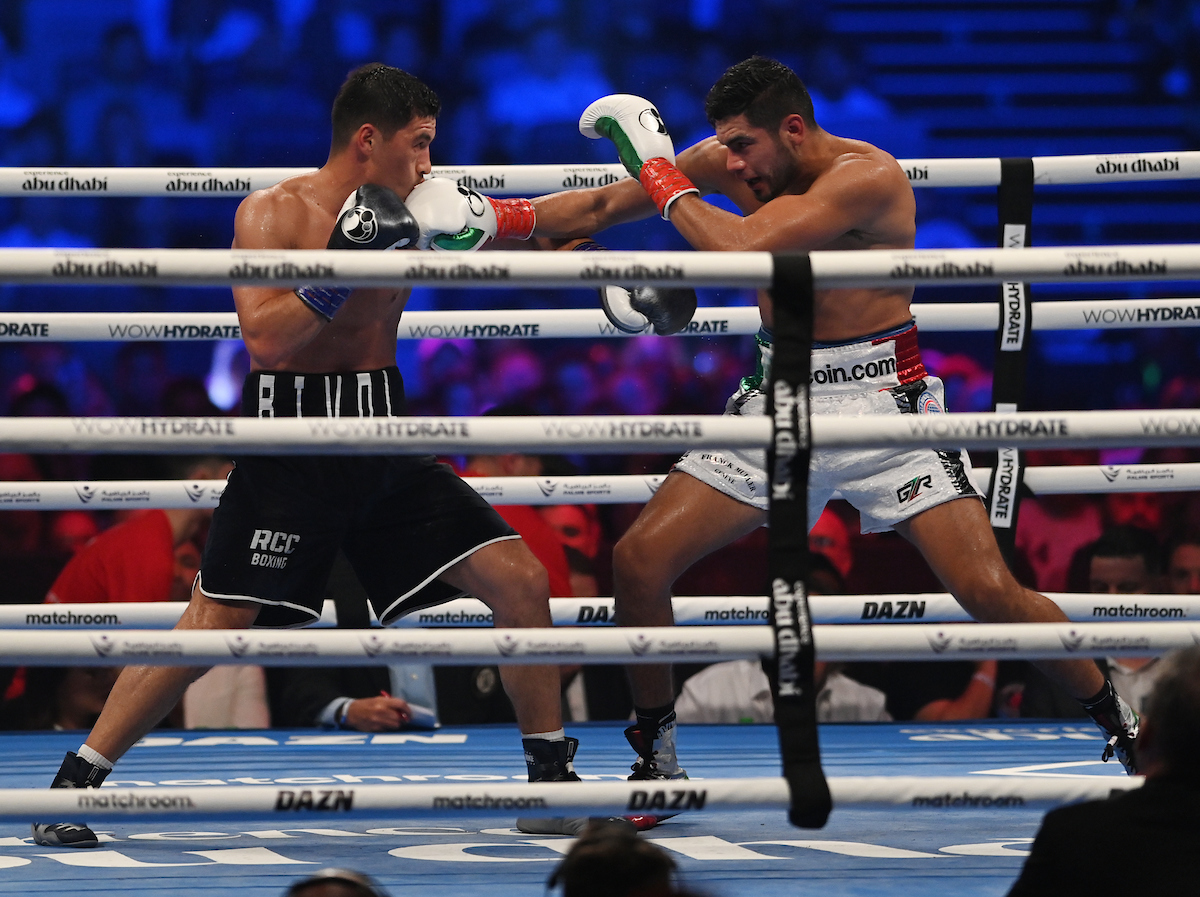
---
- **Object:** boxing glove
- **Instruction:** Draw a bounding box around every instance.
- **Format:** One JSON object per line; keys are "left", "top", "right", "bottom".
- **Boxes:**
{"left": 579, "top": 94, "right": 698, "bottom": 220}
{"left": 406, "top": 177, "right": 535, "bottom": 251}
{"left": 294, "top": 183, "right": 420, "bottom": 321}
{"left": 574, "top": 241, "right": 697, "bottom": 335}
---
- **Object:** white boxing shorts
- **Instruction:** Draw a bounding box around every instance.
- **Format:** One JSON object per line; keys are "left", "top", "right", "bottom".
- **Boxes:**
{"left": 674, "top": 321, "right": 981, "bottom": 533}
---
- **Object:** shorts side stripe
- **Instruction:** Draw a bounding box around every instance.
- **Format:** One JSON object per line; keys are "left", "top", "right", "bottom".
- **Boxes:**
{"left": 377, "top": 533, "right": 522, "bottom": 624}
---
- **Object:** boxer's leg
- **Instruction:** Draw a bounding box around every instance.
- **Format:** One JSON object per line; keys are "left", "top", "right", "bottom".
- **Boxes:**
{"left": 33, "top": 586, "right": 260, "bottom": 847}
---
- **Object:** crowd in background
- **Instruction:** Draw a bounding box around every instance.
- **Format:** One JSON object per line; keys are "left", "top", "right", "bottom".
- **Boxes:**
{"left": 0, "top": 0, "right": 1199, "bottom": 731}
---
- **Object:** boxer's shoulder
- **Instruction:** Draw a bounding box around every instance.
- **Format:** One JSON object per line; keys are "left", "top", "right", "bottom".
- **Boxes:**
{"left": 234, "top": 175, "right": 329, "bottom": 250}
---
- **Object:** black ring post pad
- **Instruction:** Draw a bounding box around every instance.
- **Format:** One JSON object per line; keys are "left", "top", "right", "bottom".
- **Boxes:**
{"left": 765, "top": 252, "right": 831, "bottom": 828}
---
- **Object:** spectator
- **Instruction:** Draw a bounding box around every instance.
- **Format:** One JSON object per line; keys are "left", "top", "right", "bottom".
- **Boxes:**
{"left": 45, "top": 454, "right": 267, "bottom": 730}
{"left": 462, "top": 404, "right": 572, "bottom": 599}
{"left": 676, "top": 555, "right": 891, "bottom": 723}
{"left": 285, "top": 868, "right": 389, "bottom": 897}
{"left": 1007, "top": 646, "right": 1200, "bottom": 895}
{"left": 1165, "top": 528, "right": 1200, "bottom": 594}
{"left": 48, "top": 511, "right": 101, "bottom": 556}
{"left": 547, "top": 820, "right": 675, "bottom": 897}
{"left": 62, "top": 22, "right": 203, "bottom": 165}
{"left": 0, "top": 666, "right": 119, "bottom": 731}
{"left": 267, "top": 553, "right": 439, "bottom": 733}
{"left": 1023, "top": 526, "right": 1165, "bottom": 719}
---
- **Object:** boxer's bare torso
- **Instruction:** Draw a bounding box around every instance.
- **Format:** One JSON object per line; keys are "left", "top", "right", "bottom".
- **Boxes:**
{"left": 231, "top": 116, "right": 435, "bottom": 372}
{"left": 532, "top": 116, "right": 915, "bottom": 341}
{"left": 675, "top": 124, "right": 915, "bottom": 339}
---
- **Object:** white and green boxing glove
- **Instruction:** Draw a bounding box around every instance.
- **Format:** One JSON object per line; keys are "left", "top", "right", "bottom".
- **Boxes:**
{"left": 579, "top": 94, "right": 699, "bottom": 220}
{"left": 405, "top": 177, "right": 535, "bottom": 251}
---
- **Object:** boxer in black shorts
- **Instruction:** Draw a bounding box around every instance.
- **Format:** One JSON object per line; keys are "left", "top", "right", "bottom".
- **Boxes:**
{"left": 201, "top": 367, "right": 519, "bottom": 629}
{"left": 33, "top": 63, "right": 598, "bottom": 847}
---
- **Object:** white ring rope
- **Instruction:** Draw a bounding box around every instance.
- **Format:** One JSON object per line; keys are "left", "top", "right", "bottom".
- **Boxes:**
{"left": 4, "top": 408, "right": 1200, "bottom": 453}
{"left": 0, "top": 776, "right": 1140, "bottom": 821}
{"left": 0, "top": 414, "right": 762, "bottom": 455}
{"left": 0, "top": 247, "right": 773, "bottom": 289}
{"left": 7, "top": 593, "right": 1196, "bottom": 631}
{"left": 1, "top": 149, "right": 1196, "bottom": 196}
{"left": 3, "top": 621, "right": 1194, "bottom": 665}
{"left": 1, "top": 298, "right": 1195, "bottom": 343}
{"left": 4, "top": 244, "right": 1200, "bottom": 290}
{"left": 0, "top": 462, "right": 1194, "bottom": 511}
{"left": 0, "top": 776, "right": 1141, "bottom": 821}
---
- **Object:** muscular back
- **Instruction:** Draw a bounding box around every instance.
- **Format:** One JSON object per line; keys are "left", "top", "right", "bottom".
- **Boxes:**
{"left": 232, "top": 170, "right": 410, "bottom": 373}
{"left": 677, "top": 132, "right": 916, "bottom": 341}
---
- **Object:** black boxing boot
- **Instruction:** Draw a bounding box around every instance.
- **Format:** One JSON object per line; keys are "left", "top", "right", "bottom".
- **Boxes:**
{"left": 515, "top": 737, "right": 633, "bottom": 836}
{"left": 31, "top": 751, "right": 110, "bottom": 847}
{"left": 1081, "top": 681, "right": 1140, "bottom": 775}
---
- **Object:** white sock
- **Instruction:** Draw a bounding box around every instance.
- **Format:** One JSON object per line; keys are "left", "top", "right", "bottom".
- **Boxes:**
{"left": 523, "top": 729, "right": 565, "bottom": 741}
{"left": 77, "top": 744, "right": 113, "bottom": 770}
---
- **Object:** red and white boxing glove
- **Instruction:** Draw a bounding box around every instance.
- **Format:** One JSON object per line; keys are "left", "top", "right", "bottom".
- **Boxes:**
{"left": 405, "top": 177, "right": 535, "bottom": 251}
{"left": 579, "top": 94, "right": 699, "bottom": 220}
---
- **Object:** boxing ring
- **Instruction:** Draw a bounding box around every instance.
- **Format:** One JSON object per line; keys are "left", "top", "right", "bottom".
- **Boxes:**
{"left": 0, "top": 151, "right": 1198, "bottom": 895}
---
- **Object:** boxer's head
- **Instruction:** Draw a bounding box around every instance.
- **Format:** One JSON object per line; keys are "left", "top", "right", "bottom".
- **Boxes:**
{"left": 330, "top": 64, "right": 440, "bottom": 194}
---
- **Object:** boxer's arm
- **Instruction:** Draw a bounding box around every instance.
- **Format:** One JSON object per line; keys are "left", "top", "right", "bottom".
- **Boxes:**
{"left": 231, "top": 190, "right": 328, "bottom": 369}
{"left": 530, "top": 136, "right": 751, "bottom": 239}
{"left": 531, "top": 177, "right": 657, "bottom": 238}
{"left": 667, "top": 156, "right": 902, "bottom": 252}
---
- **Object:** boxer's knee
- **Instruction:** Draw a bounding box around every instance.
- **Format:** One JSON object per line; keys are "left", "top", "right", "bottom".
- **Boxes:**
{"left": 951, "top": 565, "right": 1024, "bottom": 622}
{"left": 613, "top": 530, "right": 671, "bottom": 593}
{"left": 183, "top": 581, "right": 260, "bottom": 629}
{"left": 488, "top": 551, "right": 551, "bottom": 628}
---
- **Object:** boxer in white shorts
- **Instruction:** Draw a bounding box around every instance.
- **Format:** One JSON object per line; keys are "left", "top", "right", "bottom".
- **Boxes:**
{"left": 530, "top": 57, "right": 1141, "bottom": 800}
{"left": 677, "top": 321, "right": 979, "bottom": 531}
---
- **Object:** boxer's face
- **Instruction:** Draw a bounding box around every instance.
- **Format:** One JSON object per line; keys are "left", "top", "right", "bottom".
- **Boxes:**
{"left": 716, "top": 114, "right": 798, "bottom": 203}
{"left": 372, "top": 115, "right": 436, "bottom": 198}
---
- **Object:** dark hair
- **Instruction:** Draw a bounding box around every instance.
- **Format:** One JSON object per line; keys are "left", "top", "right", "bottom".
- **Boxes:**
{"left": 704, "top": 56, "right": 815, "bottom": 129}
{"left": 286, "top": 868, "right": 387, "bottom": 897}
{"left": 1142, "top": 646, "right": 1200, "bottom": 772}
{"left": 548, "top": 822, "right": 675, "bottom": 897}
{"left": 330, "top": 63, "right": 440, "bottom": 149}
{"left": 1083, "top": 525, "right": 1161, "bottom": 575}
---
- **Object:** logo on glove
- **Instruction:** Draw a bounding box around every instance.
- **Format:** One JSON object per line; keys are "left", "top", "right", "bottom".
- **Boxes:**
{"left": 638, "top": 108, "right": 667, "bottom": 135}
{"left": 340, "top": 206, "right": 377, "bottom": 244}
{"left": 456, "top": 185, "right": 486, "bottom": 216}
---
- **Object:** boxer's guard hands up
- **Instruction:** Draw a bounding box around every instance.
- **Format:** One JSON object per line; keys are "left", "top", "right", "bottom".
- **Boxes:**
{"left": 294, "top": 183, "right": 420, "bottom": 320}
{"left": 406, "top": 177, "right": 535, "bottom": 251}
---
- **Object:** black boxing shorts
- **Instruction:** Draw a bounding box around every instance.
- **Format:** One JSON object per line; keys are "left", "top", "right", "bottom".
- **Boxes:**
{"left": 197, "top": 367, "right": 518, "bottom": 628}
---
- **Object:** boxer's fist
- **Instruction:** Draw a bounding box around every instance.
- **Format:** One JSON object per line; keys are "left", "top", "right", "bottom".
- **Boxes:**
{"left": 407, "top": 178, "right": 535, "bottom": 250}
{"left": 295, "top": 183, "right": 420, "bottom": 321}
{"left": 328, "top": 183, "right": 420, "bottom": 250}
{"left": 579, "top": 94, "right": 677, "bottom": 176}
{"left": 579, "top": 94, "right": 699, "bottom": 220}
{"left": 575, "top": 241, "right": 697, "bottom": 335}
{"left": 406, "top": 177, "right": 495, "bottom": 251}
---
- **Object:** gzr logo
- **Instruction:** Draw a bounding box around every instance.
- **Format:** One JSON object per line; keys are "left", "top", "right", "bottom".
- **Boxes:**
{"left": 896, "top": 475, "right": 933, "bottom": 503}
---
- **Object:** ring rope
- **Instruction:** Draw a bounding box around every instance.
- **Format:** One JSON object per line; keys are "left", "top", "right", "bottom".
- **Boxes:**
{"left": 4, "top": 244, "right": 1199, "bottom": 289}
{"left": 4, "top": 621, "right": 1194, "bottom": 665}
{"left": 3, "top": 409, "right": 1198, "bottom": 453}
{"left": 0, "top": 775, "right": 1140, "bottom": 820}
{"left": 1, "top": 298, "right": 1194, "bottom": 343}
{"left": 1, "top": 149, "right": 1195, "bottom": 195}
{"left": 7, "top": 593, "right": 1196, "bottom": 630}
{"left": 0, "top": 247, "right": 773, "bottom": 289}
{"left": 0, "top": 462, "right": 1193, "bottom": 511}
